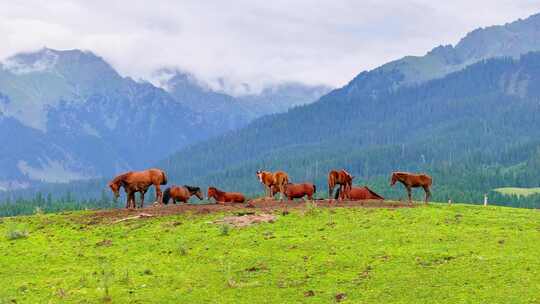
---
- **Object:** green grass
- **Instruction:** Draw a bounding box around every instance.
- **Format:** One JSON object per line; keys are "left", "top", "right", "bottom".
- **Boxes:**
{"left": 494, "top": 187, "right": 540, "bottom": 197}
{"left": 0, "top": 204, "right": 539, "bottom": 303}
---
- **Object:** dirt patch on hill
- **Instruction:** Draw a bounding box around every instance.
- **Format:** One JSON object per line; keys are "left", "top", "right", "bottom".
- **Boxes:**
{"left": 83, "top": 199, "right": 413, "bottom": 223}
{"left": 214, "top": 213, "right": 277, "bottom": 227}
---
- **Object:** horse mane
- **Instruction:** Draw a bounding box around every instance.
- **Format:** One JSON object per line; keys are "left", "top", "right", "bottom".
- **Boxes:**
{"left": 109, "top": 172, "right": 131, "bottom": 186}
{"left": 208, "top": 186, "right": 223, "bottom": 194}
{"left": 184, "top": 185, "right": 200, "bottom": 193}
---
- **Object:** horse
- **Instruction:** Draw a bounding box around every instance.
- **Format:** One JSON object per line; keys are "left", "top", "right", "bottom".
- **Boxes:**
{"left": 335, "top": 186, "right": 384, "bottom": 200}
{"left": 108, "top": 168, "right": 168, "bottom": 209}
{"left": 390, "top": 172, "right": 432, "bottom": 204}
{"left": 163, "top": 185, "right": 203, "bottom": 205}
{"left": 207, "top": 186, "right": 245, "bottom": 204}
{"left": 256, "top": 170, "right": 289, "bottom": 199}
{"left": 328, "top": 169, "right": 354, "bottom": 200}
{"left": 271, "top": 183, "right": 316, "bottom": 201}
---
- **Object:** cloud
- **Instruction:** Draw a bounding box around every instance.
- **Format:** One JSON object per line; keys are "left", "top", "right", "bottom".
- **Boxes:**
{"left": 1, "top": 0, "right": 539, "bottom": 92}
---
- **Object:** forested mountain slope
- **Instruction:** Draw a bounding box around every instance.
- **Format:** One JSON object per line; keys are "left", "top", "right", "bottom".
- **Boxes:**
{"left": 160, "top": 53, "right": 540, "bottom": 205}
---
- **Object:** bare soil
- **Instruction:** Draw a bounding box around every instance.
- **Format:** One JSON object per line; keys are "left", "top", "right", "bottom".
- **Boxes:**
{"left": 84, "top": 198, "right": 414, "bottom": 223}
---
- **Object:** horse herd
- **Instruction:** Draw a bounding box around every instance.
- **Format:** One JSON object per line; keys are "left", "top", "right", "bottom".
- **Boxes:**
{"left": 107, "top": 168, "right": 433, "bottom": 209}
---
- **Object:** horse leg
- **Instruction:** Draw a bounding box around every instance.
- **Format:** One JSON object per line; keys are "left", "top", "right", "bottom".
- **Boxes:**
{"left": 423, "top": 186, "right": 431, "bottom": 204}
{"left": 140, "top": 191, "right": 146, "bottom": 209}
{"left": 406, "top": 186, "right": 413, "bottom": 205}
{"left": 125, "top": 192, "right": 130, "bottom": 209}
{"left": 127, "top": 192, "right": 134, "bottom": 209}
{"left": 155, "top": 184, "right": 162, "bottom": 205}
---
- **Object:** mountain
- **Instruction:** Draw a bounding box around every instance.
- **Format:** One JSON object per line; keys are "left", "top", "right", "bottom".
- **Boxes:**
{"left": 0, "top": 49, "right": 330, "bottom": 189}
{"left": 236, "top": 82, "right": 332, "bottom": 116}
{"left": 155, "top": 69, "right": 332, "bottom": 123}
{"left": 160, "top": 52, "right": 540, "bottom": 204}
{"left": 0, "top": 48, "right": 224, "bottom": 187}
{"left": 158, "top": 13, "right": 540, "bottom": 206}
{"left": 153, "top": 69, "right": 253, "bottom": 130}
{"left": 354, "top": 12, "right": 540, "bottom": 93}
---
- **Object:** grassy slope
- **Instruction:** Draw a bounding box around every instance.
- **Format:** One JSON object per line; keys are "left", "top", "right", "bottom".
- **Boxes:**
{"left": 494, "top": 187, "right": 540, "bottom": 197}
{"left": 0, "top": 204, "right": 539, "bottom": 303}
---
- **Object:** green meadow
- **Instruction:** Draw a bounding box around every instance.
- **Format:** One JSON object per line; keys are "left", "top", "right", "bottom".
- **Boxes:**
{"left": 494, "top": 187, "right": 540, "bottom": 197}
{"left": 0, "top": 203, "right": 539, "bottom": 303}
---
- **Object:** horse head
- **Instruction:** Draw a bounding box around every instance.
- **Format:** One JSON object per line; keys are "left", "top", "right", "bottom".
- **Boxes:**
{"left": 108, "top": 181, "right": 121, "bottom": 199}
{"left": 207, "top": 187, "right": 217, "bottom": 199}
{"left": 256, "top": 170, "right": 264, "bottom": 183}
{"left": 390, "top": 172, "right": 398, "bottom": 186}
{"left": 184, "top": 185, "right": 203, "bottom": 200}
{"left": 192, "top": 187, "right": 204, "bottom": 200}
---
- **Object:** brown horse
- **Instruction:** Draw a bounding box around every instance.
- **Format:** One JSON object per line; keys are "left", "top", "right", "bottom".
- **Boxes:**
{"left": 336, "top": 186, "right": 384, "bottom": 200}
{"left": 271, "top": 183, "right": 316, "bottom": 201}
{"left": 256, "top": 170, "right": 289, "bottom": 199}
{"left": 390, "top": 172, "right": 432, "bottom": 204}
{"left": 328, "top": 169, "right": 354, "bottom": 200}
{"left": 108, "top": 168, "right": 168, "bottom": 209}
{"left": 163, "top": 185, "right": 203, "bottom": 205}
{"left": 207, "top": 187, "right": 245, "bottom": 204}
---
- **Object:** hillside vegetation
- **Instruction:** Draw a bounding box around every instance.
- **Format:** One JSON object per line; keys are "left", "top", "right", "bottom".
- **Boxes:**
{"left": 494, "top": 187, "right": 540, "bottom": 197}
{"left": 156, "top": 52, "right": 540, "bottom": 209}
{"left": 1, "top": 203, "right": 538, "bottom": 303}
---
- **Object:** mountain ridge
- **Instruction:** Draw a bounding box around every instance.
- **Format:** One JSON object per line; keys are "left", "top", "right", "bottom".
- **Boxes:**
{"left": 0, "top": 48, "right": 328, "bottom": 188}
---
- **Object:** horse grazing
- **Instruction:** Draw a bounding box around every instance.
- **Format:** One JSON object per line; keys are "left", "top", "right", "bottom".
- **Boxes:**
{"left": 335, "top": 186, "right": 384, "bottom": 200}
{"left": 163, "top": 185, "right": 203, "bottom": 205}
{"left": 256, "top": 170, "right": 289, "bottom": 199}
{"left": 271, "top": 183, "right": 316, "bottom": 201}
{"left": 390, "top": 172, "right": 432, "bottom": 204}
{"left": 328, "top": 169, "right": 354, "bottom": 200}
{"left": 108, "top": 168, "right": 168, "bottom": 209}
{"left": 207, "top": 187, "right": 245, "bottom": 204}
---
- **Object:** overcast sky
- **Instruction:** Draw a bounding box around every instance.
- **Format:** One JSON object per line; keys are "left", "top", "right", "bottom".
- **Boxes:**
{"left": 1, "top": 1, "right": 540, "bottom": 93}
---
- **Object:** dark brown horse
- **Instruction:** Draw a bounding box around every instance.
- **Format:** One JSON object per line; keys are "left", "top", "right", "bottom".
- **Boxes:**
{"left": 207, "top": 187, "right": 245, "bottom": 204}
{"left": 108, "top": 168, "right": 168, "bottom": 209}
{"left": 256, "top": 170, "right": 289, "bottom": 199}
{"left": 163, "top": 185, "right": 203, "bottom": 205}
{"left": 390, "top": 172, "right": 432, "bottom": 204}
{"left": 271, "top": 183, "right": 316, "bottom": 201}
{"left": 328, "top": 169, "right": 354, "bottom": 200}
{"left": 336, "top": 186, "right": 384, "bottom": 200}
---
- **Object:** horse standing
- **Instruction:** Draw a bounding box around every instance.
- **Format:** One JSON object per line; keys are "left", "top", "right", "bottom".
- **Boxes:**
{"left": 390, "top": 172, "right": 432, "bottom": 204}
{"left": 271, "top": 183, "right": 316, "bottom": 201}
{"left": 108, "top": 168, "right": 168, "bottom": 209}
{"left": 328, "top": 169, "right": 354, "bottom": 200}
{"left": 163, "top": 185, "right": 203, "bottom": 205}
{"left": 256, "top": 170, "right": 289, "bottom": 199}
{"left": 207, "top": 187, "right": 245, "bottom": 204}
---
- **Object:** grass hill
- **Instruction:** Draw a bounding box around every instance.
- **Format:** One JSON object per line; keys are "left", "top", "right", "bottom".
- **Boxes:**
{"left": 1, "top": 203, "right": 538, "bottom": 303}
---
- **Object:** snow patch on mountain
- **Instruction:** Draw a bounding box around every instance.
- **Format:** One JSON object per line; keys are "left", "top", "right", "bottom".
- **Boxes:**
{"left": 2, "top": 49, "right": 59, "bottom": 75}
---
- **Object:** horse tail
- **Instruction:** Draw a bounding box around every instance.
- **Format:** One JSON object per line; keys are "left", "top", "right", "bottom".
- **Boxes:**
{"left": 161, "top": 171, "right": 168, "bottom": 185}
{"left": 313, "top": 184, "right": 317, "bottom": 193}
{"left": 162, "top": 187, "right": 171, "bottom": 204}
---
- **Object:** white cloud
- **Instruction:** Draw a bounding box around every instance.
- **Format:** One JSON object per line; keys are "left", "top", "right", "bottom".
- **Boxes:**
{"left": 1, "top": 0, "right": 539, "bottom": 92}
